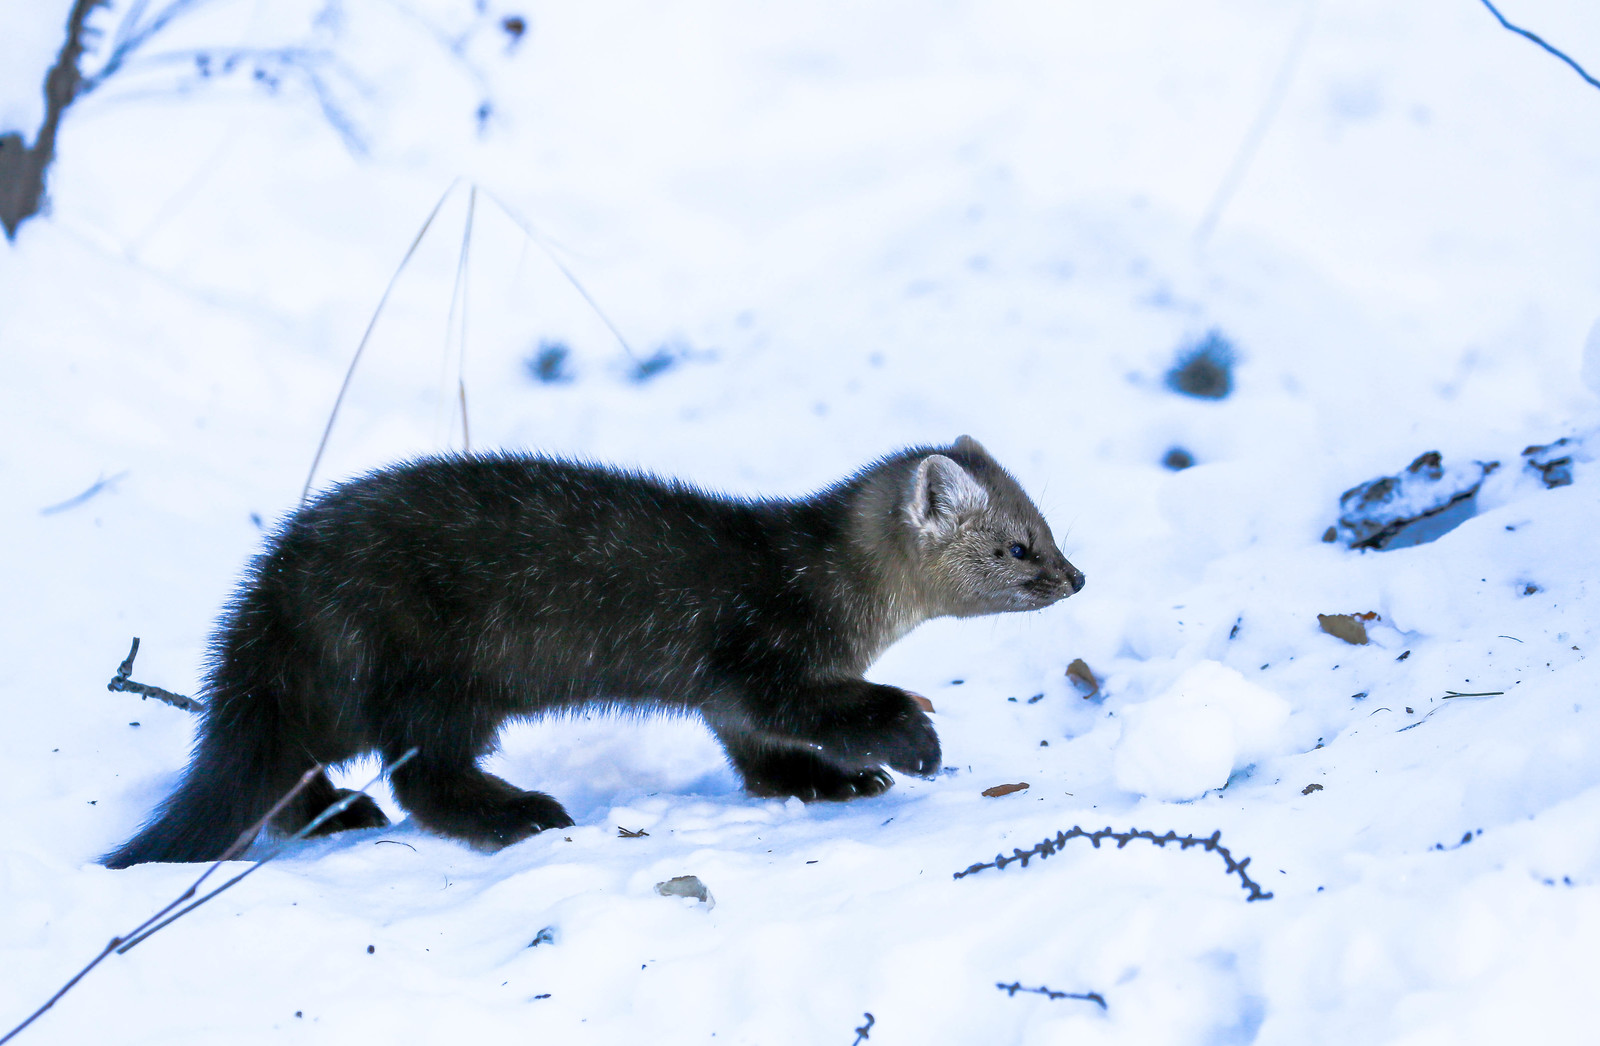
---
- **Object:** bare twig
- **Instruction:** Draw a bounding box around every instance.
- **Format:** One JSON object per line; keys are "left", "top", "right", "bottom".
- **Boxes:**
{"left": 91, "top": 0, "right": 212, "bottom": 87}
{"left": 953, "top": 825, "right": 1274, "bottom": 902}
{"left": 301, "top": 180, "right": 461, "bottom": 504}
{"left": 1195, "top": 0, "right": 1317, "bottom": 245}
{"left": 117, "top": 749, "right": 417, "bottom": 952}
{"left": 479, "top": 187, "right": 641, "bottom": 362}
{"left": 0, "top": 750, "right": 416, "bottom": 1043}
{"left": 851, "top": 1012, "right": 874, "bottom": 1044}
{"left": 101, "top": 46, "right": 372, "bottom": 155}
{"left": 996, "top": 982, "right": 1107, "bottom": 1010}
{"left": 0, "top": 762, "right": 325, "bottom": 1044}
{"left": 444, "top": 185, "right": 477, "bottom": 454}
{"left": 40, "top": 471, "right": 128, "bottom": 515}
{"left": 106, "top": 637, "right": 204, "bottom": 713}
{"left": 1442, "top": 690, "right": 1504, "bottom": 699}
{"left": 0, "top": 0, "right": 103, "bottom": 239}
{"left": 1433, "top": 830, "right": 1479, "bottom": 851}
{"left": 1477, "top": 0, "right": 1600, "bottom": 93}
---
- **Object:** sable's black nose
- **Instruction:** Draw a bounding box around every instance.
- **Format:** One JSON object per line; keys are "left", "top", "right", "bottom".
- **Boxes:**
{"left": 1064, "top": 563, "right": 1085, "bottom": 594}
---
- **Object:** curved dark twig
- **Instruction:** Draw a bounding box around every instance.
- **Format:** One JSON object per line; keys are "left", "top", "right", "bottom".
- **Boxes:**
{"left": 953, "top": 825, "right": 1274, "bottom": 902}
{"left": 996, "top": 982, "right": 1107, "bottom": 1010}
{"left": 106, "top": 637, "right": 204, "bottom": 713}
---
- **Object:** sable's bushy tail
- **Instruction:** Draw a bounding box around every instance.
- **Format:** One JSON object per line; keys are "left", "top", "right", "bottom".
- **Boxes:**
{"left": 102, "top": 686, "right": 312, "bottom": 869}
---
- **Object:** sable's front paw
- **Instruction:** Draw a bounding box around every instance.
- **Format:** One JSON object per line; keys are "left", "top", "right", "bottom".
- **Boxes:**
{"left": 472, "top": 792, "right": 576, "bottom": 850}
{"left": 881, "top": 708, "right": 941, "bottom": 778}
{"left": 799, "top": 682, "right": 942, "bottom": 777}
{"left": 738, "top": 752, "right": 894, "bottom": 802}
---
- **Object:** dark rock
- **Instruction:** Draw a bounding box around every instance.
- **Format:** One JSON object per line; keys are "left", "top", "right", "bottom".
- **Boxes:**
{"left": 1523, "top": 439, "right": 1574, "bottom": 488}
{"left": 1328, "top": 451, "right": 1494, "bottom": 550}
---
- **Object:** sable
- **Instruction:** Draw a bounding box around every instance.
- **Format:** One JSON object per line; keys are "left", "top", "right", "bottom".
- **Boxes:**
{"left": 105, "top": 436, "right": 1082, "bottom": 866}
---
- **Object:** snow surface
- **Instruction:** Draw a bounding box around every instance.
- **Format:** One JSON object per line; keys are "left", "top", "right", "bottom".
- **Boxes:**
{"left": 3, "top": 1, "right": 1600, "bottom": 1043}
{"left": 1112, "top": 661, "right": 1291, "bottom": 802}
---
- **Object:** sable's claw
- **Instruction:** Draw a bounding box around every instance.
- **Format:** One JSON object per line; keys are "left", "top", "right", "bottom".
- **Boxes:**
{"left": 883, "top": 709, "right": 941, "bottom": 778}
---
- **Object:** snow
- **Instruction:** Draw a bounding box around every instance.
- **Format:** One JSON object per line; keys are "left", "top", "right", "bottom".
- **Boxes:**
{"left": 1113, "top": 661, "right": 1291, "bottom": 802}
{"left": 3, "top": 0, "right": 1600, "bottom": 1043}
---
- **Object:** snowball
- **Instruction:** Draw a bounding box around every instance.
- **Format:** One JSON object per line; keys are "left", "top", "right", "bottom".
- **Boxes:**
{"left": 1113, "top": 660, "right": 1291, "bottom": 801}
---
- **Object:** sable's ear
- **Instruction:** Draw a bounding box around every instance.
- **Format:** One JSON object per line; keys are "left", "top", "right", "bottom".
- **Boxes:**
{"left": 908, "top": 454, "right": 989, "bottom": 536}
{"left": 953, "top": 434, "right": 992, "bottom": 461}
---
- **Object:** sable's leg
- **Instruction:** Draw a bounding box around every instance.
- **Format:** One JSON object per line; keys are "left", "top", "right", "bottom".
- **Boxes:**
{"left": 713, "top": 727, "right": 894, "bottom": 801}
{"left": 385, "top": 750, "right": 574, "bottom": 850}
{"left": 272, "top": 771, "right": 391, "bottom": 837}
{"left": 365, "top": 658, "right": 574, "bottom": 850}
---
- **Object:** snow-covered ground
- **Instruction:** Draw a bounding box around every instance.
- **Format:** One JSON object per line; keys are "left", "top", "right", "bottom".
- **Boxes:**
{"left": 3, "top": 1, "right": 1599, "bottom": 1042}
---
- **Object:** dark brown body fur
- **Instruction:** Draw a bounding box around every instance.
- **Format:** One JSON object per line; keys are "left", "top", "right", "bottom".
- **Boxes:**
{"left": 105, "top": 437, "right": 1082, "bottom": 866}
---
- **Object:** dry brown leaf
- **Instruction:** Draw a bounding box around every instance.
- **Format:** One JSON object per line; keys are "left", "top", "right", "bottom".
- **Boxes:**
{"left": 981, "top": 782, "right": 1029, "bottom": 798}
{"left": 1065, "top": 658, "right": 1100, "bottom": 697}
{"left": 1318, "top": 613, "right": 1377, "bottom": 645}
{"left": 908, "top": 692, "right": 935, "bottom": 713}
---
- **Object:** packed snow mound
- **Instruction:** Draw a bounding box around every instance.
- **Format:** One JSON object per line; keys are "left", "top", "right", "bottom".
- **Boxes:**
{"left": 1113, "top": 660, "right": 1291, "bottom": 801}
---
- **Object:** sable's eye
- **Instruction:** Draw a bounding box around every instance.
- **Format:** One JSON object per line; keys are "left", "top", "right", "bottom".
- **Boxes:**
{"left": 1009, "top": 543, "right": 1027, "bottom": 560}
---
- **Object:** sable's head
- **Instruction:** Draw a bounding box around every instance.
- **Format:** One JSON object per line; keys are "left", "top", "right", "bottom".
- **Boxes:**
{"left": 903, "top": 435, "right": 1084, "bottom": 616}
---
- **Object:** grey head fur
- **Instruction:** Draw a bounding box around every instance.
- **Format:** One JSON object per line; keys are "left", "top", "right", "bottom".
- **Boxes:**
{"left": 831, "top": 434, "right": 1083, "bottom": 661}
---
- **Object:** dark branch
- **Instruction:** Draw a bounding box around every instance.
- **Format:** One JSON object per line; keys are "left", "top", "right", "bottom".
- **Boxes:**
{"left": 996, "top": 982, "right": 1108, "bottom": 1010}
{"left": 106, "top": 638, "right": 205, "bottom": 713}
{"left": 480, "top": 187, "right": 641, "bottom": 363}
{"left": 953, "top": 825, "right": 1275, "bottom": 902}
{"left": 0, "top": 764, "right": 323, "bottom": 1045}
{"left": 117, "top": 749, "right": 417, "bottom": 953}
{"left": 1478, "top": 0, "right": 1600, "bottom": 92}
{"left": 0, "top": 0, "right": 103, "bottom": 239}
{"left": 39, "top": 471, "right": 128, "bottom": 516}
{"left": 0, "top": 751, "right": 416, "bottom": 1043}
{"left": 92, "top": 0, "right": 211, "bottom": 89}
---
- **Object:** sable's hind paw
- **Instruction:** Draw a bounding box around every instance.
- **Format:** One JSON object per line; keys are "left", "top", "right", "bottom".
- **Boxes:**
{"left": 304, "top": 790, "right": 390, "bottom": 836}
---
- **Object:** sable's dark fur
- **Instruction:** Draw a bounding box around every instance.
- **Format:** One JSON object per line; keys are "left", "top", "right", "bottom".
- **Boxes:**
{"left": 104, "top": 437, "right": 1082, "bottom": 867}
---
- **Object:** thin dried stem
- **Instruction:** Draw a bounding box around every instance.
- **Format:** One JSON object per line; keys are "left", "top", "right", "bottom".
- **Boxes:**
{"left": 0, "top": 751, "right": 416, "bottom": 1043}
{"left": 478, "top": 187, "right": 639, "bottom": 362}
{"left": 301, "top": 181, "right": 460, "bottom": 504}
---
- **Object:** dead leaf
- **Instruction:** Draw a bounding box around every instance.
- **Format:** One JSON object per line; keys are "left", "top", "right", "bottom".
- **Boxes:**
{"left": 1318, "top": 613, "right": 1376, "bottom": 645}
{"left": 1065, "top": 658, "right": 1100, "bottom": 697}
{"left": 908, "top": 692, "right": 935, "bottom": 713}
{"left": 982, "top": 782, "right": 1029, "bottom": 798}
